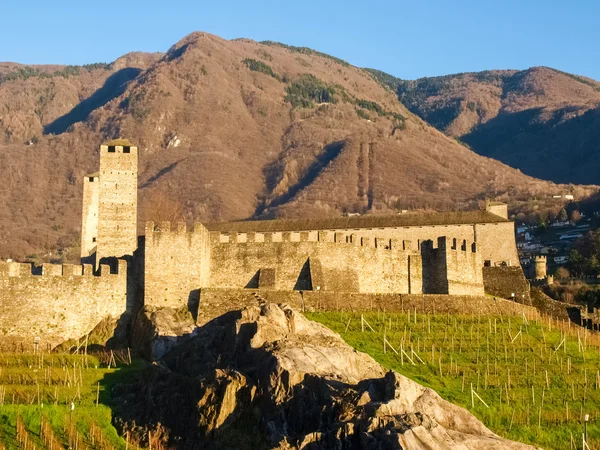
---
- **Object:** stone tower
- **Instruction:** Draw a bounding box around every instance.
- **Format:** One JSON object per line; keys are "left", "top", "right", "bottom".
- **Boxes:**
{"left": 533, "top": 256, "right": 547, "bottom": 280}
{"left": 80, "top": 139, "right": 138, "bottom": 266}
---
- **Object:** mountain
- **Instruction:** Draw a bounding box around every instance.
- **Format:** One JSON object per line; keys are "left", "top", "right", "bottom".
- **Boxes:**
{"left": 0, "top": 33, "right": 590, "bottom": 260}
{"left": 368, "top": 67, "right": 600, "bottom": 184}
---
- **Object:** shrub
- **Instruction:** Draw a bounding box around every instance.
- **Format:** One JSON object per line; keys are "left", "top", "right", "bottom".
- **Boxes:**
{"left": 0, "top": 64, "right": 84, "bottom": 84}
{"left": 242, "top": 58, "right": 278, "bottom": 80}
{"left": 392, "top": 118, "right": 407, "bottom": 132}
{"left": 356, "top": 109, "right": 370, "bottom": 120}
{"left": 284, "top": 74, "right": 337, "bottom": 108}
{"left": 356, "top": 99, "right": 384, "bottom": 115}
{"left": 82, "top": 62, "right": 111, "bottom": 71}
{"left": 53, "top": 65, "right": 80, "bottom": 78}
{"left": 260, "top": 41, "right": 350, "bottom": 67}
{"left": 255, "top": 49, "right": 273, "bottom": 61}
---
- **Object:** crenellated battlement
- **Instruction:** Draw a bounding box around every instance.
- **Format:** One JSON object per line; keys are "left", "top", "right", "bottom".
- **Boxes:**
{"left": 0, "top": 259, "right": 126, "bottom": 278}
{"left": 422, "top": 236, "right": 478, "bottom": 254}
{"left": 100, "top": 139, "right": 138, "bottom": 156}
{"left": 212, "top": 230, "right": 419, "bottom": 252}
{"left": 145, "top": 221, "right": 208, "bottom": 237}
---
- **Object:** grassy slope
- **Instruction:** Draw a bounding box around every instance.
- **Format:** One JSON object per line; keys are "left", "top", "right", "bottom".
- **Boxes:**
{"left": 307, "top": 311, "right": 600, "bottom": 450}
{"left": 0, "top": 352, "right": 141, "bottom": 449}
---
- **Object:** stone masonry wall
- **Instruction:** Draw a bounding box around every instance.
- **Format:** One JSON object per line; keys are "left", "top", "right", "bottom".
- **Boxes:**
{"left": 209, "top": 231, "right": 421, "bottom": 294}
{"left": 0, "top": 260, "right": 128, "bottom": 347}
{"left": 421, "top": 237, "right": 483, "bottom": 295}
{"left": 143, "top": 226, "right": 488, "bottom": 310}
{"left": 144, "top": 222, "right": 211, "bottom": 309}
{"left": 96, "top": 144, "right": 138, "bottom": 263}
{"left": 80, "top": 174, "right": 99, "bottom": 259}
{"left": 444, "top": 238, "right": 484, "bottom": 295}
{"left": 483, "top": 266, "right": 531, "bottom": 305}
{"left": 474, "top": 222, "right": 519, "bottom": 266}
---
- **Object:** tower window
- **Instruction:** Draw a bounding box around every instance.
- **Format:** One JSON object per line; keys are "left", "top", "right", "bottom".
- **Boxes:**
{"left": 88, "top": 177, "right": 95, "bottom": 182}
{"left": 108, "top": 146, "right": 116, "bottom": 153}
{"left": 92, "top": 237, "right": 97, "bottom": 243}
{"left": 123, "top": 146, "right": 131, "bottom": 153}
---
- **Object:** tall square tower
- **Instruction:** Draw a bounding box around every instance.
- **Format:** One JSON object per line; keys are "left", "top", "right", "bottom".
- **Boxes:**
{"left": 81, "top": 139, "right": 138, "bottom": 266}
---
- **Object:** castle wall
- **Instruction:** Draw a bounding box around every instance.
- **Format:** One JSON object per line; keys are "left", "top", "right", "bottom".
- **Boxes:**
{"left": 474, "top": 222, "right": 518, "bottom": 266}
{"left": 443, "top": 238, "right": 484, "bottom": 295}
{"left": 144, "top": 222, "right": 211, "bottom": 309}
{"left": 317, "top": 224, "right": 476, "bottom": 252}
{"left": 96, "top": 144, "right": 138, "bottom": 263}
{"left": 482, "top": 266, "right": 531, "bottom": 305}
{"left": 420, "top": 237, "right": 484, "bottom": 295}
{"left": 208, "top": 232, "right": 420, "bottom": 294}
{"left": 80, "top": 174, "right": 99, "bottom": 259}
{"left": 0, "top": 260, "right": 128, "bottom": 347}
{"left": 264, "top": 222, "right": 517, "bottom": 270}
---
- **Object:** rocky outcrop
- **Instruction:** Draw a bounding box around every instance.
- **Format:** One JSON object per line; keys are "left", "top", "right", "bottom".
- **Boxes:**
{"left": 130, "top": 306, "right": 197, "bottom": 360}
{"left": 113, "top": 304, "right": 537, "bottom": 449}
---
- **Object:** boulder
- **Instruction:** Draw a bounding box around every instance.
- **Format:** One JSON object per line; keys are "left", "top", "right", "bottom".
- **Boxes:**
{"left": 113, "top": 304, "right": 538, "bottom": 449}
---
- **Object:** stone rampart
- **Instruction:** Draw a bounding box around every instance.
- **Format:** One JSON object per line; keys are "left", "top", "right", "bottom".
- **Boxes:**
{"left": 209, "top": 230, "right": 421, "bottom": 294}
{"left": 482, "top": 266, "right": 531, "bottom": 305}
{"left": 144, "top": 221, "right": 211, "bottom": 309}
{"left": 0, "top": 260, "right": 128, "bottom": 347}
{"left": 421, "top": 237, "right": 483, "bottom": 295}
{"left": 474, "top": 222, "right": 518, "bottom": 266}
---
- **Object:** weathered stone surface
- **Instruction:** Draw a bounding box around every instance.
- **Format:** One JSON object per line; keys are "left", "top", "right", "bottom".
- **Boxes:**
{"left": 0, "top": 259, "right": 128, "bottom": 348}
{"left": 112, "top": 304, "right": 538, "bottom": 449}
{"left": 130, "top": 305, "right": 197, "bottom": 360}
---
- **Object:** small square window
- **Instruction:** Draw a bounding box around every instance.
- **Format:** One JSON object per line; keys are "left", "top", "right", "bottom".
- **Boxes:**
{"left": 123, "top": 146, "right": 131, "bottom": 153}
{"left": 108, "top": 146, "right": 116, "bottom": 153}
{"left": 92, "top": 237, "right": 97, "bottom": 243}
{"left": 89, "top": 177, "right": 95, "bottom": 182}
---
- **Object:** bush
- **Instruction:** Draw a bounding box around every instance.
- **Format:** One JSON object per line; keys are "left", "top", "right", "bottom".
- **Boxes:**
{"left": 0, "top": 64, "right": 84, "bottom": 85}
{"left": 356, "top": 109, "right": 370, "bottom": 120}
{"left": 284, "top": 74, "right": 337, "bottom": 108}
{"left": 242, "top": 58, "right": 279, "bottom": 80}
{"left": 260, "top": 41, "right": 350, "bottom": 67}
{"left": 356, "top": 99, "right": 384, "bottom": 115}
{"left": 53, "top": 65, "right": 80, "bottom": 78}
{"left": 82, "top": 62, "right": 111, "bottom": 71}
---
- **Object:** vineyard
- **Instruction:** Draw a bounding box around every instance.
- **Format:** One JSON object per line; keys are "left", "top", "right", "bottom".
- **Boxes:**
{"left": 0, "top": 350, "right": 143, "bottom": 449}
{"left": 307, "top": 310, "right": 600, "bottom": 450}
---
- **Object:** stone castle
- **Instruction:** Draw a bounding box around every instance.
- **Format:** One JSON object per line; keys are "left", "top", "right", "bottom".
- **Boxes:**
{"left": 0, "top": 140, "right": 528, "bottom": 345}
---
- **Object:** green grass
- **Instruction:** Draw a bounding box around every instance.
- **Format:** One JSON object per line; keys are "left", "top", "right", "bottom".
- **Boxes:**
{"left": 307, "top": 311, "right": 600, "bottom": 450}
{"left": 0, "top": 352, "right": 144, "bottom": 449}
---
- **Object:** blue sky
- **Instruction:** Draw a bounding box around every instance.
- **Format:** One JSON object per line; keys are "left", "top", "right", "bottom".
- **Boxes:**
{"left": 2, "top": 0, "right": 598, "bottom": 80}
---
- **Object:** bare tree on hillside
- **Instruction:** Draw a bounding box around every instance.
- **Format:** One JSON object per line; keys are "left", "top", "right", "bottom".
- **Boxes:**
{"left": 141, "top": 191, "right": 185, "bottom": 227}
